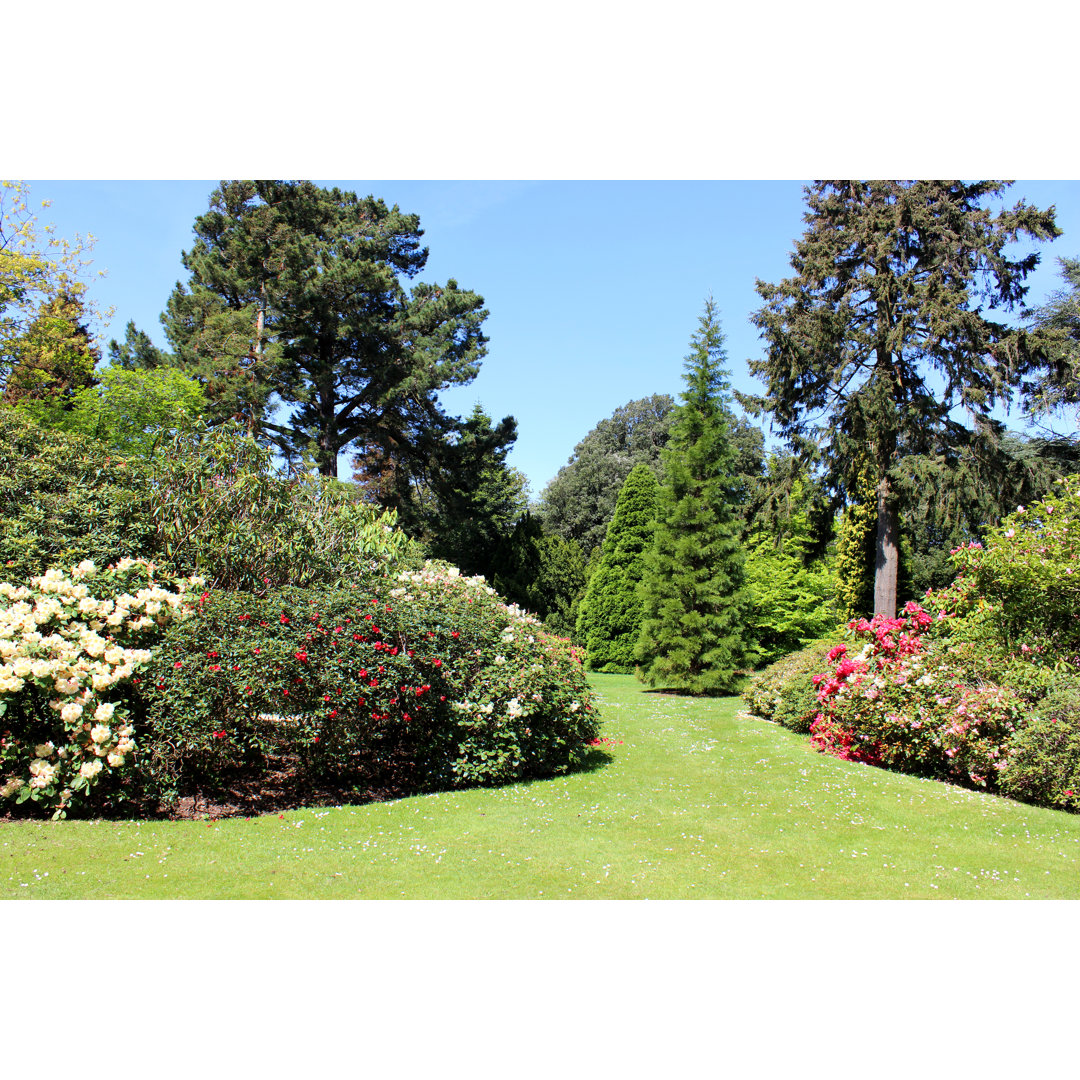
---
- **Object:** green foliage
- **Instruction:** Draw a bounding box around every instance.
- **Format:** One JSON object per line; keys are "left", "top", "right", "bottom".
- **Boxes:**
{"left": 999, "top": 687, "right": 1080, "bottom": 810}
{"left": 134, "top": 564, "right": 598, "bottom": 810}
{"left": 64, "top": 366, "right": 206, "bottom": 454}
{"left": 743, "top": 542, "right": 838, "bottom": 668}
{"left": 0, "top": 409, "right": 414, "bottom": 591}
{"left": 538, "top": 394, "right": 674, "bottom": 555}
{"left": 490, "top": 515, "right": 589, "bottom": 639}
{"left": 576, "top": 462, "right": 657, "bottom": 672}
{"left": 740, "top": 635, "right": 844, "bottom": 733}
{"left": 146, "top": 421, "right": 415, "bottom": 591}
{"left": 164, "top": 181, "right": 489, "bottom": 478}
{"left": 1022, "top": 255, "right": 1080, "bottom": 420}
{"left": 0, "top": 182, "right": 107, "bottom": 389}
{"left": 745, "top": 180, "right": 1060, "bottom": 616}
{"left": 3, "top": 292, "right": 98, "bottom": 409}
{"left": 833, "top": 457, "right": 876, "bottom": 620}
{"left": 927, "top": 475, "right": 1080, "bottom": 660}
{"left": 894, "top": 431, "right": 1080, "bottom": 599}
{"left": 0, "top": 408, "right": 160, "bottom": 582}
{"left": 635, "top": 299, "right": 749, "bottom": 694}
{"left": 419, "top": 404, "right": 526, "bottom": 577}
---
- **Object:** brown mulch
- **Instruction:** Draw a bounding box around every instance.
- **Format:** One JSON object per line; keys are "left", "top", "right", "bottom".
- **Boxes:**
{"left": 0, "top": 752, "right": 426, "bottom": 823}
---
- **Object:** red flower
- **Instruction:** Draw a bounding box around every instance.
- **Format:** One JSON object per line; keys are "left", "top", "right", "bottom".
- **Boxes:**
{"left": 329, "top": 710, "right": 338, "bottom": 718}
{"left": 280, "top": 614, "right": 290, "bottom": 625}
{"left": 294, "top": 650, "right": 308, "bottom": 663}
{"left": 433, "top": 658, "right": 442, "bottom": 667}
{"left": 451, "top": 631, "right": 459, "bottom": 639}
{"left": 210, "top": 664, "right": 221, "bottom": 672}
{"left": 213, "top": 730, "right": 226, "bottom": 739}
{"left": 253, "top": 648, "right": 261, "bottom": 655}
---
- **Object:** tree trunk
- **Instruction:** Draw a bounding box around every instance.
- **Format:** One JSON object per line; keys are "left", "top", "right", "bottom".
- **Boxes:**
{"left": 874, "top": 474, "right": 899, "bottom": 618}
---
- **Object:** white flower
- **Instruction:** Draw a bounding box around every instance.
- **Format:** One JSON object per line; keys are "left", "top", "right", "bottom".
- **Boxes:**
{"left": 79, "top": 760, "right": 103, "bottom": 779}
{"left": 74, "top": 560, "right": 97, "bottom": 577}
{"left": 11, "top": 656, "right": 32, "bottom": 677}
{"left": 106, "top": 753, "right": 126, "bottom": 768}
{"left": 0, "top": 777, "right": 25, "bottom": 797}
{"left": 569, "top": 701, "right": 580, "bottom": 713}
{"left": 90, "top": 724, "right": 112, "bottom": 745}
{"left": 34, "top": 742, "right": 55, "bottom": 758}
{"left": 94, "top": 702, "right": 116, "bottom": 722}
{"left": 506, "top": 698, "right": 523, "bottom": 719}
{"left": 494, "top": 655, "right": 506, "bottom": 666}
{"left": 60, "top": 702, "right": 84, "bottom": 722}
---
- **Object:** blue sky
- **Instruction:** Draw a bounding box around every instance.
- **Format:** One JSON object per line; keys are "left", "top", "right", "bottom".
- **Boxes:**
{"left": 24, "top": 178, "right": 1080, "bottom": 496}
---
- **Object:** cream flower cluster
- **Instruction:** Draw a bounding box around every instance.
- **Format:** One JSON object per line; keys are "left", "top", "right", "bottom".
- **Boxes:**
{"left": 0, "top": 558, "right": 202, "bottom": 817}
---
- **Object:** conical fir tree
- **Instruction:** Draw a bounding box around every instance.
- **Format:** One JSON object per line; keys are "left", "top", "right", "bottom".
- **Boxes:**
{"left": 635, "top": 299, "right": 748, "bottom": 694}
{"left": 576, "top": 461, "right": 659, "bottom": 672}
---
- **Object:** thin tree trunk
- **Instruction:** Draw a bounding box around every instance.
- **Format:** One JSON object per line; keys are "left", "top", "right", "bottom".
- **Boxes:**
{"left": 874, "top": 474, "right": 899, "bottom": 618}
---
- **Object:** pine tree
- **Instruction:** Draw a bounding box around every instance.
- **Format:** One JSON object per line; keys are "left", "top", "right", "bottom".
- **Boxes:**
{"left": 576, "top": 461, "right": 658, "bottom": 672}
{"left": 746, "top": 181, "right": 1060, "bottom": 618}
{"left": 423, "top": 403, "right": 526, "bottom": 578}
{"left": 162, "top": 181, "right": 489, "bottom": 476}
{"left": 635, "top": 299, "right": 748, "bottom": 694}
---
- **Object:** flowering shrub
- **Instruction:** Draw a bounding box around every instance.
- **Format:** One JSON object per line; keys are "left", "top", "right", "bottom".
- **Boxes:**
{"left": 991, "top": 684, "right": 1080, "bottom": 811}
{"left": 808, "top": 603, "right": 1026, "bottom": 788}
{"left": 0, "top": 558, "right": 201, "bottom": 817}
{"left": 926, "top": 475, "right": 1080, "bottom": 665}
{"left": 135, "top": 562, "right": 599, "bottom": 809}
{"left": 741, "top": 634, "right": 846, "bottom": 733}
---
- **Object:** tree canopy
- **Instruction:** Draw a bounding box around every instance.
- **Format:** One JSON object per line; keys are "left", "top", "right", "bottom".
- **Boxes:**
{"left": 745, "top": 180, "right": 1060, "bottom": 618}
{"left": 159, "top": 180, "right": 492, "bottom": 479}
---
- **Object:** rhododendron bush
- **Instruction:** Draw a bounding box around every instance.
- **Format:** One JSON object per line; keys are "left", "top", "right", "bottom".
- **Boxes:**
{"left": 134, "top": 562, "right": 599, "bottom": 808}
{"left": 808, "top": 603, "right": 1026, "bottom": 789}
{"left": 0, "top": 559, "right": 201, "bottom": 817}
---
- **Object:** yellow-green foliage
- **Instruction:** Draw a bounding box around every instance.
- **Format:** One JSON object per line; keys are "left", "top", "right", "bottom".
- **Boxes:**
{"left": 834, "top": 458, "right": 876, "bottom": 621}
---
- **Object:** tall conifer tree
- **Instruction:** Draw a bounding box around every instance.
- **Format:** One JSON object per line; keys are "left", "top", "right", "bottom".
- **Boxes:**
{"left": 576, "top": 461, "right": 659, "bottom": 672}
{"left": 746, "top": 181, "right": 1059, "bottom": 618}
{"left": 635, "top": 299, "right": 748, "bottom": 694}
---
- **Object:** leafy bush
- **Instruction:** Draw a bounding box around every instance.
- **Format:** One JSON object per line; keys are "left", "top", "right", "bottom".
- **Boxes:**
{"left": 134, "top": 562, "right": 599, "bottom": 810}
{"left": 741, "top": 634, "right": 844, "bottom": 733}
{"left": 0, "top": 409, "right": 416, "bottom": 590}
{"left": 145, "top": 421, "right": 417, "bottom": 591}
{"left": 999, "top": 686, "right": 1080, "bottom": 810}
{"left": 927, "top": 475, "right": 1080, "bottom": 662}
{"left": 0, "top": 408, "right": 159, "bottom": 582}
{"left": 0, "top": 558, "right": 200, "bottom": 818}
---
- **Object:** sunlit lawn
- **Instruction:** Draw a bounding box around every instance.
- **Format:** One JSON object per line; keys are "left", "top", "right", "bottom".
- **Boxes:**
{"left": 4, "top": 673, "right": 1080, "bottom": 899}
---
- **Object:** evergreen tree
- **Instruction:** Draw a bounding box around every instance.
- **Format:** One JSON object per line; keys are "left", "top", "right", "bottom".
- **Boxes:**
{"left": 491, "top": 515, "right": 589, "bottom": 637}
{"left": 576, "top": 461, "right": 658, "bottom": 672}
{"left": 745, "top": 181, "right": 1060, "bottom": 618}
{"left": 538, "top": 394, "right": 674, "bottom": 555}
{"left": 3, "top": 292, "right": 98, "bottom": 409}
{"left": 1023, "top": 255, "right": 1080, "bottom": 420}
{"left": 635, "top": 299, "right": 748, "bottom": 694}
{"left": 162, "top": 181, "right": 489, "bottom": 476}
{"left": 422, "top": 403, "right": 526, "bottom": 578}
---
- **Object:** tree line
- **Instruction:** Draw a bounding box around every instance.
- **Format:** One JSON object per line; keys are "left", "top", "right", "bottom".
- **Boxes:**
{"left": 2, "top": 179, "right": 1078, "bottom": 691}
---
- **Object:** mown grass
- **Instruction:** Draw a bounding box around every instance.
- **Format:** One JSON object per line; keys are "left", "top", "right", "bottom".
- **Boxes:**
{"left": 4, "top": 672, "right": 1080, "bottom": 899}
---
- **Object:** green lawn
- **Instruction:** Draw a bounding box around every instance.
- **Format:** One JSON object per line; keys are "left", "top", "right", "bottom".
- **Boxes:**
{"left": 4, "top": 672, "right": 1080, "bottom": 899}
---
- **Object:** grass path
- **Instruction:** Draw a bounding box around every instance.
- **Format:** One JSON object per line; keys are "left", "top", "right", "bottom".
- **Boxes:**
{"left": 4, "top": 673, "right": 1080, "bottom": 899}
